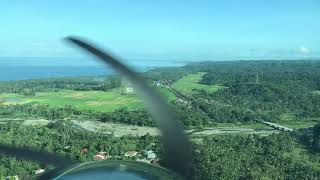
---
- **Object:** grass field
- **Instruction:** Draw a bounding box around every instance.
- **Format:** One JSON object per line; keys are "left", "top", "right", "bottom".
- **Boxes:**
{"left": 172, "top": 72, "right": 224, "bottom": 93}
{"left": 278, "top": 113, "right": 319, "bottom": 129}
{"left": 0, "top": 87, "right": 176, "bottom": 112}
{"left": 279, "top": 120, "right": 319, "bottom": 129}
{"left": 156, "top": 87, "right": 177, "bottom": 101}
{"left": 0, "top": 89, "right": 142, "bottom": 111}
{"left": 0, "top": 72, "right": 221, "bottom": 112}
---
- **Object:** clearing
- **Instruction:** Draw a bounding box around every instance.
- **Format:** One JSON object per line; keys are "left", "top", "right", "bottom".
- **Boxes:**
{"left": 71, "top": 120, "right": 279, "bottom": 137}
{"left": 172, "top": 72, "right": 224, "bottom": 94}
{"left": 0, "top": 118, "right": 280, "bottom": 137}
{"left": 0, "top": 88, "right": 176, "bottom": 112}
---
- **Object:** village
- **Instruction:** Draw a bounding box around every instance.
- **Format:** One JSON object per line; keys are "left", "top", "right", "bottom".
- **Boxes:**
{"left": 91, "top": 149, "right": 159, "bottom": 165}
{"left": 6, "top": 148, "right": 159, "bottom": 180}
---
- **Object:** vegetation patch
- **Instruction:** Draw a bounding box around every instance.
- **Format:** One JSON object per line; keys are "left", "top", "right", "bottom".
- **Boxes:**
{"left": 0, "top": 89, "right": 145, "bottom": 112}
{"left": 0, "top": 87, "right": 177, "bottom": 112}
{"left": 156, "top": 87, "right": 177, "bottom": 101}
{"left": 172, "top": 72, "right": 224, "bottom": 93}
{"left": 72, "top": 120, "right": 160, "bottom": 137}
{"left": 64, "top": 92, "right": 92, "bottom": 99}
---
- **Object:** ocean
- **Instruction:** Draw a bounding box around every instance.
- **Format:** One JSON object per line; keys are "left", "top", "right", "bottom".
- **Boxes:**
{"left": 0, "top": 57, "right": 185, "bottom": 81}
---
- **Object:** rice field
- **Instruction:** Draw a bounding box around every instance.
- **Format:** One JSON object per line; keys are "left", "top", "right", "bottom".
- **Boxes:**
{"left": 0, "top": 72, "right": 221, "bottom": 112}
{"left": 171, "top": 72, "right": 224, "bottom": 93}
{"left": 0, "top": 89, "right": 142, "bottom": 111}
{"left": 0, "top": 87, "right": 176, "bottom": 112}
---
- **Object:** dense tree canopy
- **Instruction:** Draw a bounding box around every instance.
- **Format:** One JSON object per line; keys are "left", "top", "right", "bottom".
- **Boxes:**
{"left": 0, "top": 76, "right": 121, "bottom": 95}
{"left": 194, "top": 132, "right": 320, "bottom": 180}
{"left": 0, "top": 122, "right": 160, "bottom": 178}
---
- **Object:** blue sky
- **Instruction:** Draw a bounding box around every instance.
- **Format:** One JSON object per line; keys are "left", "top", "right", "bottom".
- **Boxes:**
{"left": 0, "top": 0, "right": 319, "bottom": 60}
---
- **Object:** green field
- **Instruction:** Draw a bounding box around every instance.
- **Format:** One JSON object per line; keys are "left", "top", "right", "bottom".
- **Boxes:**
{"left": 156, "top": 87, "right": 177, "bottom": 101}
{"left": 172, "top": 72, "right": 224, "bottom": 93}
{"left": 278, "top": 113, "right": 320, "bottom": 129}
{"left": 0, "top": 89, "right": 142, "bottom": 111}
{"left": 0, "top": 72, "right": 229, "bottom": 112}
{"left": 0, "top": 87, "right": 176, "bottom": 112}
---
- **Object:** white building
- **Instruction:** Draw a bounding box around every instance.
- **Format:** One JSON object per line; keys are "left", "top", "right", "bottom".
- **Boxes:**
{"left": 93, "top": 151, "right": 109, "bottom": 160}
{"left": 122, "top": 78, "right": 134, "bottom": 94}
{"left": 125, "top": 87, "right": 134, "bottom": 93}
{"left": 156, "top": 80, "right": 161, "bottom": 87}
{"left": 35, "top": 169, "right": 45, "bottom": 175}
{"left": 145, "top": 150, "right": 157, "bottom": 159}
{"left": 124, "top": 151, "right": 139, "bottom": 157}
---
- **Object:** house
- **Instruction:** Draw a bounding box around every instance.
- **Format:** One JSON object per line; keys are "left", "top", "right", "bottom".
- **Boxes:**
{"left": 93, "top": 154, "right": 105, "bottom": 160}
{"left": 122, "top": 78, "right": 134, "bottom": 94}
{"left": 125, "top": 87, "right": 134, "bottom": 93}
{"left": 176, "top": 98, "right": 185, "bottom": 103}
{"left": 35, "top": 169, "right": 45, "bottom": 175}
{"left": 156, "top": 80, "right": 161, "bottom": 87}
{"left": 124, "top": 151, "right": 139, "bottom": 157}
{"left": 93, "top": 151, "right": 108, "bottom": 160}
{"left": 145, "top": 150, "right": 157, "bottom": 160}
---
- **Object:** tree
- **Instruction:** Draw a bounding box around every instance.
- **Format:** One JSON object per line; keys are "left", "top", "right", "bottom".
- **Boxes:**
{"left": 312, "top": 123, "right": 320, "bottom": 152}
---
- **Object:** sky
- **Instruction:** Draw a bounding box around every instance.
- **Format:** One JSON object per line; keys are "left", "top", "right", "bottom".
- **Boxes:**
{"left": 0, "top": 0, "right": 319, "bottom": 61}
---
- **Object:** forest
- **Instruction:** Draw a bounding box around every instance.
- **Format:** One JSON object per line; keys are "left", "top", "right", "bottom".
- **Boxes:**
{"left": 0, "top": 60, "right": 320, "bottom": 179}
{"left": 0, "top": 76, "right": 121, "bottom": 95}
{"left": 0, "top": 121, "right": 319, "bottom": 179}
{"left": 195, "top": 129, "right": 320, "bottom": 179}
{"left": 195, "top": 60, "right": 320, "bottom": 124}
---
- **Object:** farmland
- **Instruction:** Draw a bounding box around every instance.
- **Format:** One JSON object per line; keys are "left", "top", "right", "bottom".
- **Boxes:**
{"left": 171, "top": 72, "right": 224, "bottom": 93}
{"left": 0, "top": 89, "right": 144, "bottom": 112}
{"left": 0, "top": 87, "right": 177, "bottom": 112}
{"left": 0, "top": 73, "right": 222, "bottom": 112}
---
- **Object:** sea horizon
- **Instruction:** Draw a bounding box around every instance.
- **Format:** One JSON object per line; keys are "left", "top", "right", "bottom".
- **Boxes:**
{"left": 0, "top": 57, "right": 186, "bottom": 81}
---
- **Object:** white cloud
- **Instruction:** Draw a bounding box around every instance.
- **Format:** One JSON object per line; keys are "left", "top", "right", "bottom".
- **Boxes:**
{"left": 299, "top": 46, "right": 311, "bottom": 54}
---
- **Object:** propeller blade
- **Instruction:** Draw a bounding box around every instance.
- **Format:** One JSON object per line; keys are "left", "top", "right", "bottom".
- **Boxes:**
{"left": 0, "top": 144, "right": 77, "bottom": 169}
{"left": 65, "top": 36, "right": 194, "bottom": 179}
